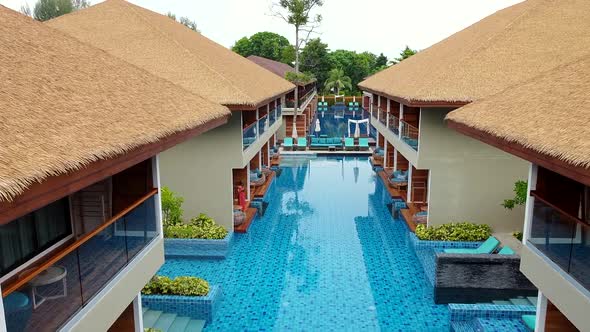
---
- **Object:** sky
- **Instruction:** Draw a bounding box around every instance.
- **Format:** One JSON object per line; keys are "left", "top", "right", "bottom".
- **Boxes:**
{"left": 2, "top": 0, "right": 523, "bottom": 59}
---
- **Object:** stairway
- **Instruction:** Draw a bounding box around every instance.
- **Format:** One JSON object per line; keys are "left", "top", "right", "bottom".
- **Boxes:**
{"left": 450, "top": 297, "right": 537, "bottom": 332}
{"left": 143, "top": 307, "right": 206, "bottom": 332}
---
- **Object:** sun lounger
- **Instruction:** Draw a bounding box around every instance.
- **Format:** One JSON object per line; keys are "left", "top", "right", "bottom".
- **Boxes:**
{"left": 344, "top": 137, "right": 355, "bottom": 150}
{"left": 297, "top": 137, "right": 307, "bottom": 150}
{"left": 310, "top": 137, "right": 342, "bottom": 149}
{"left": 283, "top": 137, "right": 294, "bottom": 150}
{"left": 359, "top": 138, "right": 369, "bottom": 150}
{"left": 443, "top": 236, "right": 500, "bottom": 254}
{"left": 522, "top": 315, "right": 535, "bottom": 331}
{"left": 498, "top": 246, "right": 515, "bottom": 255}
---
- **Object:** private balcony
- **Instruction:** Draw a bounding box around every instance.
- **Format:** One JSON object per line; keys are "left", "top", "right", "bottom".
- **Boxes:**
{"left": 400, "top": 120, "right": 419, "bottom": 151}
{"left": 242, "top": 107, "right": 282, "bottom": 151}
{"left": 283, "top": 88, "right": 317, "bottom": 115}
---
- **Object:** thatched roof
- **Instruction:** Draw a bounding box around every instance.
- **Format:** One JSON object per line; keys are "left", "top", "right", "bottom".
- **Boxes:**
{"left": 446, "top": 55, "right": 590, "bottom": 169}
{"left": 359, "top": 0, "right": 590, "bottom": 104}
{"left": 48, "top": 0, "right": 295, "bottom": 109}
{"left": 247, "top": 55, "right": 316, "bottom": 86}
{"left": 0, "top": 6, "right": 229, "bottom": 201}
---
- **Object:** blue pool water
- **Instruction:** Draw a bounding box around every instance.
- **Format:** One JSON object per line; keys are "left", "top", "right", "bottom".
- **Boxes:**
{"left": 159, "top": 156, "right": 449, "bottom": 331}
{"left": 312, "top": 108, "right": 376, "bottom": 139}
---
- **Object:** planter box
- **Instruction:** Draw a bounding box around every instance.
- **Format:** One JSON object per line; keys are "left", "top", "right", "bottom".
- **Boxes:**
{"left": 164, "top": 232, "right": 233, "bottom": 258}
{"left": 142, "top": 285, "right": 222, "bottom": 323}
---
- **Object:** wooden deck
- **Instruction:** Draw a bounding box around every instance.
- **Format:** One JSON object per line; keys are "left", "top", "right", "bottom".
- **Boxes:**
{"left": 251, "top": 171, "right": 275, "bottom": 198}
{"left": 234, "top": 207, "right": 258, "bottom": 233}
{"left": 271, "top": 156, "right": 281, "bottom": 167}
{"left": 377, "top": 170, "right": 407, "bottom": 201}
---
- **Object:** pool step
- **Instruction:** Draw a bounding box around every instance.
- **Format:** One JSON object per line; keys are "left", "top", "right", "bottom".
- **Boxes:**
{"left": 143, "top": 308, "right": 206, "bottom": 332}
{"left": 475, "top": 317, "right": 529, "bottom": 331}
{"left": 450, "top": 320, "right": 478, "bottom": 332}
{"left": 490, "top": 296, "right": 536, "bottom": 306}
{"left": 510, "top": 298, "right": 533, "bottom": 306}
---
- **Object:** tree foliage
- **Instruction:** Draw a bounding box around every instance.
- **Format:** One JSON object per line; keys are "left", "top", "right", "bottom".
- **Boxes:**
{"left": 502, "top": 180, "right": 528, "bottom": 210}
{"left": 271, "top": 0, "right": 324, "bottom": 72}
{"left": 33, "top": 0, "right": 73, "bottom": 21}
{"left": 391, "top": 45, "right": 418, "bottom": 64}
{"left": 167, "top": 11, "right": 199, "bottom": 32}
{"left": 324, "top": 68, "right": 352, "bottom": 95}
{"left": 232, "top": 32, "right": 295, "bottom": 64}
{"left": 161, "top": 186, "right": 184, "bottom": 226}
{"left": 300, "top": 38, "right": 331, "bottom": 89}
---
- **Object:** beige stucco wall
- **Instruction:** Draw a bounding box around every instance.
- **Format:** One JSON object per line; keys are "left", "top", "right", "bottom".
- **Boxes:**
{"left": 67, "top": 238, "right": 165, "bottom": 332}
{"left": 417, "top": 108, "right": 529, "bottom": 232}
{"left": 159, "top": 112, "right": 281, "bottom": 231}
{"left": 520, "top": 246, "right": 590, "bottom": 331}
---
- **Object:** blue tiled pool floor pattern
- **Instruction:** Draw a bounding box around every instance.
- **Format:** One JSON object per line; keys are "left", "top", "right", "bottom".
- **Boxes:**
{"left": 160, "top": 156, "right": 449, "bottom": 331}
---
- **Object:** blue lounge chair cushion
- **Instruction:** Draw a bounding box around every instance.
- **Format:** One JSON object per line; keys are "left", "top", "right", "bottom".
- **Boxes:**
{"left": 416, "top": 211, "right": 428, "bottom": 216}
{"left": 4, "top": 292, "right": 30, "bottom": 312}
{"left": 319, "top": 138, "right": 327, "bottom": 144}
{"left": 284, "top": 138, "right": 293, "bottom": 146}
{"left": 392, "top": 170, "right": 403, "bottom": 178}
{"left": 311, "top": 137, "right": 319, "bottom": 144}
{"left": 359, "top": 138, "right": 369, "bottom": 147}
{"left": 297, "top": 138, "right": 307, "bottom": 146}
{"left": 498, "top": 246, "right": 515, "bottom": 255}
{"left": 522, "top": 315, "right": 535, "bottom": 331}
{"left": 444, "top": 236, "right": 500, "bottom": 254}
{"left": 345, "top": 138, "right": 354, "bottom": 146}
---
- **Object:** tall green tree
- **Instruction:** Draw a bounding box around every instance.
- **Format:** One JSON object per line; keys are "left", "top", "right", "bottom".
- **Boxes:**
{"left": 22, "top": 0, "right": 89, "bottom": 20}
{"left": 33, "top": 0, "right": 73, "bottom": 21}
{"left": 232, "top": 32, "right": 295, "bottom": 64}
{"left": 271, "top": 0, "right": 323, "bottom": 73}
{"left": 300, "top": 38, "right": 331, "bottom": 90}
{"left": 328, "top": 50, "right": 376, "bottom": 94}
{"left": 391, "top": 45, "right": 418, "bottom": 64}
{"left": 375, "top": 53, "right": 388, "bottom": 68}
{"left": 324, "top": 68, "right": 352, "bottom": 96}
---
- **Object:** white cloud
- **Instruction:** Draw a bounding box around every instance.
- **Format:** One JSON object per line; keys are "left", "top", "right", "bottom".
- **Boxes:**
{"left": 1, "top": 0, "right": 523, "bottom": 59}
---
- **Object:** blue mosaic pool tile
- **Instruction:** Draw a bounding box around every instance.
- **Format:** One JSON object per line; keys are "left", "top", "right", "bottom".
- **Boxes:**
{"left": 142, "top": 285, "right": 222, "bottom": 323}
{"left": 158, "top": 156, "right": 451, "bottom": 331}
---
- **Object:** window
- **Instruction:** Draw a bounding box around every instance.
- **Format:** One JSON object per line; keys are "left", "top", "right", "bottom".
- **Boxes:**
{"left": 0, "top": 198, "right": 72, "bottom": 278}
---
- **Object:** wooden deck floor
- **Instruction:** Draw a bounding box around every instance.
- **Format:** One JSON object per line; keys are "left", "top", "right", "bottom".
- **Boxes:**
{"left": 234, "top": 207, "right": 258, "bottom": 233}
{"left": 271, "top": 156, "right": 281, "bottom": 167}
{"left": 251, "top": 171, "right": 275, "bottom": 198}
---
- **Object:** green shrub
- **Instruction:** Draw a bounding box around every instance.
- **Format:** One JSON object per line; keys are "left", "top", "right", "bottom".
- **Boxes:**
{"left": 164, "top": 213, "right": 228, "bottom": 239}
{"left": 502, "top": 180, "right": 528, "bottom": 210}
{"left": 415, "top": 222, "right": 492, "bottom": 242}
{"left": 161, "top": 187, "right": 184, "bottom": 226}
{"left": 144, "top": 328, "right": 162, "bottom": 332}
{"left": 513, "top": 231, "right": 523, "bottom": 242}
{"left": 142, "top": 275, "right": 209, "bottom": 296}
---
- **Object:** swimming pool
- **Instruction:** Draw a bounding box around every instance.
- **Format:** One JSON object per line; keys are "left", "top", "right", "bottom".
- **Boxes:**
{"left": 312, "top": 108, "right": 376, "bottom": 139}
{"left": 159, "top": 156, "right": 449, "bottom": 331}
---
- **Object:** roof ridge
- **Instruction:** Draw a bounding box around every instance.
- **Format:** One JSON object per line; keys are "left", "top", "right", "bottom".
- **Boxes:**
{"left": 119, "top": 0, "right": 254, "bottom": 105}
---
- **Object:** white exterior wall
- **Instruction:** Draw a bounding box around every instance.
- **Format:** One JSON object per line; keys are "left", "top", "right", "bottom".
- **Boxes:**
{"left": 417, "top": 108, "right": 529, "bottom": 232}
{"left": 160, "top": 111, "right": 282, "bottom": 231}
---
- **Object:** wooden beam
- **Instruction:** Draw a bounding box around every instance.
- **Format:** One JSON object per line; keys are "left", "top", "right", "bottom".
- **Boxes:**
{"left": 0, "top": 115, "right": 229, "bottom": 224}
{"left": 447, "top": 120, "right": 590, "bottom": 187}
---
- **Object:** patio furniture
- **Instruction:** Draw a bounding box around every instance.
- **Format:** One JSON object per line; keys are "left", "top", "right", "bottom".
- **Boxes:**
{"left": 412, "top": 211, "right": 428, "bottom": 225}
{"left": 443, "top": 236, "right": 500, "bottom": 254}
{"left": 499, "top": 246, "right": 516, "bottom": 255}
{"left": 522, "top": 315, "right": 536, "bottom": 331}
{"left": 388, "top": 170, "right": 408, "bottom": 189}
{"left": 4, "top": 291, "right": 32, "bottom": 332}
{"left": 310, "top": 137, "right": 342, "bottom": 149}
{"left": 283, "top": 137, "right": 294, "bottom": 150}
{"left": 359, "top": 138, "right": 369, "bottom": 150}
{"left": 297, "top": 137, "right": 307, "bottom": 150}
{"left": 344, "top": 137, "right": 355, "bottom": 150}
{"left": 30, "top": 265, "right": 68, "bottom": 309}
{"left": 250, "top": 171, "right": 266, "bottom": 187}
{"left": 233, "top": 208, "right": 246, "bottom": 226}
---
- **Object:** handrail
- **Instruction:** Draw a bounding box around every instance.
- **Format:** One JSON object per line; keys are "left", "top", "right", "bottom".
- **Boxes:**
{"left": 2, "top": 188, "right": 159, "bottom": 297}
{"left": 530, "top": 191, "right": 589, "bottom": 229}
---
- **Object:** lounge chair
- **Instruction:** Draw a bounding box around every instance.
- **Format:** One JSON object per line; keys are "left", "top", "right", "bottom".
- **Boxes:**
{"left": 310, "top": 137, "right": 342, "bottom": 149}
{"left": 388, "top": 170, "right": 408, "bottom": 188}
{"left": 250, "top": 170, "right": 266, "bottom": 187}
{"left": 283, "top": 137, "right": 294, "bottom": 150}
{"left": 443, "top": 236, "right": 500, "bottom": 254}
{"left": 498, "top": 246, "right": 515, "bottom": 255}
{"left": 359, "top": 138, "right": 369, "bottom": 150}
{"left": 344, "top": 137, "right": 355, "bottom": 150}
{"left": 297, "top": 137, "right": 307, "bottom": 150}
{"left": 522, "top": 315, "right": 535, "bottom": 331}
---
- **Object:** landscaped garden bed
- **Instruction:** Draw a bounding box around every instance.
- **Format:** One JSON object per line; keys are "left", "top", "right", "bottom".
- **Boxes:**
{"left": 141, "top": 276, "right": 222, "bottom": 324}
{"left": 161, "top": 187, "right": 232, "bottom": 258}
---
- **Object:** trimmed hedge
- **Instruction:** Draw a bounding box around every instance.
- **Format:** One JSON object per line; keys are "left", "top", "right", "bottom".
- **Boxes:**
{"left": 164, "top": 213, "right": 227, "bottom": 240}
{"left": 142, "top": 275, "right": 209, "bottom": 296}
{"left": 415, "top": 222, "right": 491, "bottom": 242}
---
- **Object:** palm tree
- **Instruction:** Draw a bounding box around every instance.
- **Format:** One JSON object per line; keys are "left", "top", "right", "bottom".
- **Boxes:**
{"left": 324, "top": 68, "right": 352, "bottom": 96}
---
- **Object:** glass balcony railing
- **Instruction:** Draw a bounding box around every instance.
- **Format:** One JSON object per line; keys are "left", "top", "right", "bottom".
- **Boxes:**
{"left": 400, "top": 120, "right": 419, "bottom": 150}
{"left": 268, "top": 109, "right": 276, "bottom": 127}
{"left": 377, "top": 107, "right": 387, "bottom": 125}
{"left": 388, "top": 115, "right": 400, "bottom": 136}
{"left": 285, "top": 89, "right": 316, "bottom": 109}
{"left": 1, "top": 192, "right": 158, "bottom": 332}
{"left": 258, "top": 114, "right": 269, "bottom": 138}
{"left": 528, "top": 193, "right": 590, "bottom": 292}
{"left": 243, "top": 122, "right": 257, "bottom": 150}
{"left": 276, "top": 106, "right": 282, "bottom": 119}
